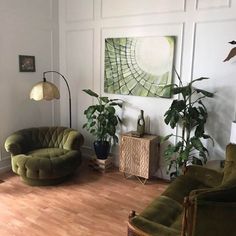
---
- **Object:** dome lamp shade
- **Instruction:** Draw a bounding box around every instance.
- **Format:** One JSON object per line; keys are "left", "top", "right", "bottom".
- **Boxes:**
{"left": 29, "top": 71, "right": 72, "bottom": 128}
{"left": 30, "top": 80, "right": 60, "bottom": 101}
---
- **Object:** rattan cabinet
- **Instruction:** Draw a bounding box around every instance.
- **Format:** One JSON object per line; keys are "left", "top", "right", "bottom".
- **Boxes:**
{"left": 119, "top": 132, "right": 159, "bottom": 184}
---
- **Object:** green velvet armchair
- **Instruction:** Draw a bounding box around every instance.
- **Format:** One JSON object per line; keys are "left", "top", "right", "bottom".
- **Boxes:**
{"left": 128, "top": 144, "right": 236, "bottom": 236}
{"left": 5, "top": 127, "right": 84, "bottom": 186}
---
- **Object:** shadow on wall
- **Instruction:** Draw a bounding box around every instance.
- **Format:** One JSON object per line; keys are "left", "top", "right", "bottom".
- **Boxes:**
{"left": 120, "top": 100, "right": 141, "bottom": 133}
{"left": 206, "top": 85, "right": 236, "bottom": 160}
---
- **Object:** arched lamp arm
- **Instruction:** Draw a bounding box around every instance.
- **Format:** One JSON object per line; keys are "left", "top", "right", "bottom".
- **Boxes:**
{"left": 43, "top": 71, "right": 72, "bottom": 128}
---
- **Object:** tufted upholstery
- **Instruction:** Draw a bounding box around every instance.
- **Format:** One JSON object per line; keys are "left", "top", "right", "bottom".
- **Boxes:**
{"left": 5, "top": 127, "right": 84, "bottom": 186}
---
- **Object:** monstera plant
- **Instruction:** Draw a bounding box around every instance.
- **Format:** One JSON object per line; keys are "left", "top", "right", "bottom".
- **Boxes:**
{"left": 83, "top": 89, "right": 122, "bottom": 159}
{"left": 163, "top": 69, "right": 214, "bottom": 176}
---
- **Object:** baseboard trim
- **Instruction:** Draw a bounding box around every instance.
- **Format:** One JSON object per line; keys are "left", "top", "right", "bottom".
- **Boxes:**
{"left": 0, "top": 158, "right": 11, "bottom": 174}
{"left": 81, "top": 145, "right": 95, "bottom": 159}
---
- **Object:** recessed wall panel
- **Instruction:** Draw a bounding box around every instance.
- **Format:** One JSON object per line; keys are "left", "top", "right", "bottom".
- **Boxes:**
{"left": 102, "top": 0, "right": 186, "bottom": 18}
{"left": 65, "top": 30, "right": 94, "bottom": 143}
{"left": 193, "top": 20, "right": 236, "bottom": 158}
{"left": 101, "top": 23, "right": 183, "bottom": 138}
{"left": 0, "top": 0, "right": 52, "bottom": 20}
{"left": 196, "top": 0, "right": 230, "bottom": 9}
{"left": 66, "top": 0, "right": 94, "bottom": 22}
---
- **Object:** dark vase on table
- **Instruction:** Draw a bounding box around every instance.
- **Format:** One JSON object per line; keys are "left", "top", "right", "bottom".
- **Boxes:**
{"left": 137, "top": 110, "right": 145, "bottom": 136}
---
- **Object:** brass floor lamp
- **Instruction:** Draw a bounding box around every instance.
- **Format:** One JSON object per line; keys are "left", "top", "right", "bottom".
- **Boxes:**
{"left": 30, "top": 71, "right": 72, "bottom": 128}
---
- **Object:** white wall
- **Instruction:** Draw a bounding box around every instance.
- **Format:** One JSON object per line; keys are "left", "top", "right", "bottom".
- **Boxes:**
{"left": 0, "top": 0, "right": 59, "bottom": 172}
{"left": 59, "top": 0, "right": 236, "bottom": 178}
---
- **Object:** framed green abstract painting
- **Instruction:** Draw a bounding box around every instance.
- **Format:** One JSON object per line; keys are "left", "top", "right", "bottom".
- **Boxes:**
{"left": 104, "top": 36, "right": 175, "bottom": 98}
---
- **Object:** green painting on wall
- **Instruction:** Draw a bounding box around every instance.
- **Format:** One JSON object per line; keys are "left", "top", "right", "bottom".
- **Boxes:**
{"left": 104, "top": 36, "right": 175, "bottom": 97}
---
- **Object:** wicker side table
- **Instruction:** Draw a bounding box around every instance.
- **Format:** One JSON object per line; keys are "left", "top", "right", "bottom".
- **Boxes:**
{"left": 119, "top": 132, "right": 160, "bottom": 184}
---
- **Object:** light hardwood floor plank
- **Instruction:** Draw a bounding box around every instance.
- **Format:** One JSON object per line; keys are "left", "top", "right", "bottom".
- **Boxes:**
{"left": 0, "top": 160, "right": 168, "bottom": 236}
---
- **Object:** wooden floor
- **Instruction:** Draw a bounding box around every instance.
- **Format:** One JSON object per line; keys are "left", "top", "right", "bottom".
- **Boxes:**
{"left": 0, "top": 161, "right": 168, "bottom": 236}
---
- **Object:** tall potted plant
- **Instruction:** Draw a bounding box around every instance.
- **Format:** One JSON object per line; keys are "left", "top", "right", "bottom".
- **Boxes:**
{"left": 162, "top": 69, "right": 214, "bottom": 177}
{"left": 83, "top": 89, "right": 122, "bottom": 159}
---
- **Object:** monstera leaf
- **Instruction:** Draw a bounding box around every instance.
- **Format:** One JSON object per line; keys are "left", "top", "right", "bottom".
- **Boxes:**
{"left": 223, "top": 40, "right": 236, "bottom": 62}
{"left": 224, "top": 47, "right": 236, "bottom": 62}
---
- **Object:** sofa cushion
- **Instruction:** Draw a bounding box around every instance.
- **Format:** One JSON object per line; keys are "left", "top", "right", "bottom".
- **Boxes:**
{"left": 185, "top": 165, "right": 223, "bottom": 188}
{"left": 171, "top": 211, "right": 183, "bottom": 231}
{"left": 27, "top": 148, "right": 69, "bottom": 158}
{"left": 140, "top": 196, "right": 182, "bottom": 227}
{"left": 131, "top": 216, "right": 181, "bottom": 236}
{"left": 12, "top": 148, "right": 81, "bottom": 179}
{"left": 162, "top": 175, "right": 209, "bottom": 204}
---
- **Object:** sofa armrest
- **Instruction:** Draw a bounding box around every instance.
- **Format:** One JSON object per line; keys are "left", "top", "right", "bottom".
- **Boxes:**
{"left": 194, "top": 203, "right": 236, "bottom": 236}
{"left": 4, "top": 134, "right": 25, "bottom": 155}
{"left": 194, "top": 184, "right": 236, "bottom": 202}
{"left": 185, "top": 165, "right": 223, "bottom": 187}
{"left": 63, "top": 130, "right": 84, "bottom": 150}
{"left": 182, "top": 185, "right": 236, "bottom": 236}
{"left": 183, "top": 190, "right": 236, "bottom": 236}
{"left": 129, "top": 215, "right": 180, "bottom": 236}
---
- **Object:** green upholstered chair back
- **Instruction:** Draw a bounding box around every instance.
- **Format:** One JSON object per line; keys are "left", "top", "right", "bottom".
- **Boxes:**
{"left": 12, "top": 127, "right": 75, "bottom": 152}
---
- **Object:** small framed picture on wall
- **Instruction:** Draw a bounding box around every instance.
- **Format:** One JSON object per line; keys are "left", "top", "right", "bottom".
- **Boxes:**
{"left": 19, "top": 55, "right": 36, "bottom": 72}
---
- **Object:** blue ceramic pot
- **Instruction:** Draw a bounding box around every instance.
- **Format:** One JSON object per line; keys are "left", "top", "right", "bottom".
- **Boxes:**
{"left": 93, "top": 141, "right": 110, "bottom": 159}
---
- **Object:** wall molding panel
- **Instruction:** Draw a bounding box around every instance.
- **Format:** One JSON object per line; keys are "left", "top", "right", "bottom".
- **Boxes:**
{"left": 59, "top": 0, "right": 236, "bottom": 179}
{"left": 65, "top": 0, "right": 95, "bottom": 23}
{"left": 64, "top": 29, "right": 94, "bottom": 134}
{"left": 192, "top": 19, "right": 236, "bottom": 158}
{"left": 195, "top": 0, "right": 231, "bottom": 10}
{"left": 100, "top": 23, "right": 184, "bottom": 92}
{"left": 101, "top": 0, "right": 186, "bottom": 19}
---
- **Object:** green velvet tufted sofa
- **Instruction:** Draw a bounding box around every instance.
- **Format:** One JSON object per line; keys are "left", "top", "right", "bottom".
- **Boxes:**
{"left": 128, "top": 144, "right": 236, "bottom": 236}
{"left": 5, "top": 127, "right": 84, "bottom": 186}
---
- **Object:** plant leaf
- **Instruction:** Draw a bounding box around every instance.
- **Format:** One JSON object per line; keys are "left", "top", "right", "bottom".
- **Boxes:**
{"left": 172, "top": 100, "right": 186, "bottom": 112}
{"left": 195, "top": 124, "right": 204, "bottom": 138}
{"left": 223, "top": 47, "right": 236, "bottom": 62}
{"left": 85, "top": 106, "right": 96, "bottom": 118}
{"left": 164, "top": 144, "right": 176, "bottom": 160}
{"left": 198, "top": 100, "right": 207, "bottom": 112}
{"left": 110, "top": 102, "right": 122, "bottom": 108}
{"left": 100, "top": 97, "right": 109, "bottom": 103}
{"left": 83, "top": 89, "right": 99, "bottom": 98}
{"left": 172, "top": 86, "right": 191, "bottom": 97}
{"left": 194, "top": 88, "right": 214, "bottom": 97}
{"left": 96, "top": 105, "right": 104, "bottom": 113}
{"left": 174, "top": 141, "right": 184, "bottom": 152}
{"left": 178, "top": 150, "right": 189, "bottom": 162}
{"left": 229, "top": 40, "right": 236, "bottom": 45}
{"left": 203, "top": 134, "right": 215, "bottom": 146}
{"left": 190, "top": 77, "right": 209, "bottom": 85}
{"left": 113, "top": 135, "right": 119, "bottom": 144}
{"left": 191, "top": 137, "right": 204, "bottom": 151}
{"left": 117, "top": 116, "right": 122, "bottom": 123}
{"left": 169, "top": 112, "right": 180, "bottom": 129}
{"left": 106, "top": 106, "right": 115, "bottom": 114}
{"left": 161, "top": 134, "right": 173, "bottom": 143}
